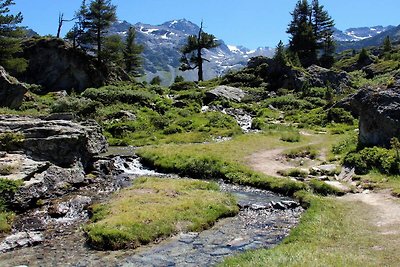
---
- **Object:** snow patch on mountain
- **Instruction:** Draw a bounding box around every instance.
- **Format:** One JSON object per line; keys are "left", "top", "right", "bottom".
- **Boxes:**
{"left": 108, "top": 19, "right": 273, "bottom": 85}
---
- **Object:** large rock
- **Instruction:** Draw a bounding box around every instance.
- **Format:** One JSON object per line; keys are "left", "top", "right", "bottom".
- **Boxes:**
{"left": 0, "top": 115, "right": 107, "bottom": 167}
{"left": 0, "top": 65, "right": 28, "bottom": 108}
{"left": 205, "top": 85, "right": 246, "bottom": 103}
{"left": 346, "top": 84, "right": 400, "bottom": 147}
{"left": 304, "top": 65, "right": 351, "bottom": 92}
{"left": 12, "top": 163, "right": 86, "bottom": 209}
{"left": 17, "top": 38, "right": 107, "bottom": 92}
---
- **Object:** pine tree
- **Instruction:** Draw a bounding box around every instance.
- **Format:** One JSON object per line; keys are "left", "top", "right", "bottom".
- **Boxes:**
{"left": 0, "top": 0, "right": 27, "bottom": 73}
{"left": 383, "top": 36, "right": 392, "bottom": 52}
{"left": 84, "top": 0, "right": 117, "bottom": 62}
{"left": 273, "top": 40, "right": 288, "bottom": 67}
{"left": 311, "top": 0, "right": 335, "bottom": 67}
{"left": 124, "top": 27, "right": 143, "bottom": 76}
{"left": 287, "top": 0, "right": 317, "bottom": 67}
{"left": 180, "top": 22, "right": 219, "bottom": 81}
{"left": 101, "top": 34, "right": 124, "bottom": 66}
{"left": 66, "top": 0, "right": 89, "bottom": 49}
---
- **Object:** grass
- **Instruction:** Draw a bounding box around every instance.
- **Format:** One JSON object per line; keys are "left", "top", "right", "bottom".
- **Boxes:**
{"left": 356, "top": 171, "right": 400, "bottom": 197}
{"left": 85, "top": 177, "right": 238, "bottom": 250}
{"left": 278, "top": 168, "right": 308, "bottom": 179}
{"left": 283, "top": 145, "right": 319, "bottom": 159}
{"left": 0, "top": 178, "right": 23, "bottom": 234}
{"left": 221, "top": 194, "right": 400, "bottom": 267}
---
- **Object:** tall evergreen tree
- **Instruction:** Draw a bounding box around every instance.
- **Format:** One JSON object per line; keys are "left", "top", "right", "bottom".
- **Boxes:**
{"left": 180, "top": 22, "right": 219, "bottom": 81}
{"left": 383, "top": 35, "right": 392, "bottom": 52}
{"left": 101, "top": 34, "right": 124, "bottom": 66}
{"left": 0, "top": 0, "right": 27, "bottom": 73}
{"left": 84, "top": 0, "right": 117, "bottom": 62}
{"left": 124, "top": 27, "right": 143, "bottom": 76}
{"left": 311, "top": 0, "right": 335, "bottom": 66}
{"left": 66, "top": 0, "right": 89, "bottom": 49}
{"left": 273, "top": 40, "right": 288, "bottom": 67}
{"left": 287, "top": 0, "right": 317, "bottom": 67}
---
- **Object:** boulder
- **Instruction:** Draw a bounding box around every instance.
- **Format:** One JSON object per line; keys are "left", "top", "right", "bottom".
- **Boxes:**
{"left": 0, "top": 115, "right": 107, "bottom": 167}
{"left": 205, "top": 85, "right": 246, "bottom": 103}
{"left": 11, "top": 163, "right": 86, "bottom": 209}
{"left": 346, "top": 84, "right": 400, "bottom": 147}
{"left": 305, "top": 65, "right": 351, "bottom": 92}
{"left": 0, "top": 65, "right": 28, "bottom": 109}
{"left": 18, "top": 38, "right": 107, "bottom": 92}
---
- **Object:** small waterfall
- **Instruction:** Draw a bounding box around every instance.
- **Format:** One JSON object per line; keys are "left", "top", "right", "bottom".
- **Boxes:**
{"left": 112, "top": 156, "right": 162, "bottom": 176}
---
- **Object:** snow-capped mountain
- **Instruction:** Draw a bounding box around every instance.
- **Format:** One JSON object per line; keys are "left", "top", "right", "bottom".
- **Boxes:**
{"left": 108, "top": 19, "right": 274, "bottom": 85}
{"left": 334, "top": 25, "right": 395, "bottom": 42}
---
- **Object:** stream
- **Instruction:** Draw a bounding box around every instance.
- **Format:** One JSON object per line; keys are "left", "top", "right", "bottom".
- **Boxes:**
{"left": 0, "top": 148, "right": 303, "bottom": 267}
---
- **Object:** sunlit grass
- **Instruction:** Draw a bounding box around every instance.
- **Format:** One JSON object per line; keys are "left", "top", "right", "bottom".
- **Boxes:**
{"left": 85, "top": 177, "right": 238, "bottom": 250}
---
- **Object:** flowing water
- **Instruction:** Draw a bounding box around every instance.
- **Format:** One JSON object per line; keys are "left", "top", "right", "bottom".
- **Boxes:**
{"left": 0, "top": 151, "right": 303, "bottom": 267}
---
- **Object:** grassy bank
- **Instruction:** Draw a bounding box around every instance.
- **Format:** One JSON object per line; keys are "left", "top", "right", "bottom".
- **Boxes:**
{"left": 138, "top": 140, "right": 306, "bottom": 195}
{"left": 221, "top": 194, "right": 399, "bottom": 266}
{"left": 137, "top": 131, "right": 346, "bottom": 196}
{"left": 85, "top": 177, "right": 238, "bottom": 250}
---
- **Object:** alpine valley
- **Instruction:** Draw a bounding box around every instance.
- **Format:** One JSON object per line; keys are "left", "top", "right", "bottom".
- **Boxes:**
{"left": 108, "top": 19, "right": 400, "bottom": 84}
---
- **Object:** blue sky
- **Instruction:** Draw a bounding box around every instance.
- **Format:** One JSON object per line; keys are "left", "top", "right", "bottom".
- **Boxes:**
{"left": 11, "top": 0, "right": 400, "bottom": 49}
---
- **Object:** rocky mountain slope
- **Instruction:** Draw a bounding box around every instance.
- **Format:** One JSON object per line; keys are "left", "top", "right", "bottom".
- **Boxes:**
{"left": 334, "top": 25, "right": 395, "bottom": 42}
{"left": 108, "top": 19, "right": 274, "bottom": 85}
{"left": 335, "top": 25, "right": 400, "bottom": 52}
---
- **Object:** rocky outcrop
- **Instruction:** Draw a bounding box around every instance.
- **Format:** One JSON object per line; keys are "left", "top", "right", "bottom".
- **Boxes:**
{"left": 346, "top": 83, "right": 400, "bottom": 147}
{"left": 0, "top": 66, "right": 28, "bottom": 109}
{"left": 305, "top": 65, "right": 351, "bottom": 92}
{"left": 0, "top": 115, "right": 107, "bottom": 167}
{"left": 18, "top": 38, "right": 107, "bottom": 92}
{"left": 205, "top": 86, "right": 246, "bottom": 103}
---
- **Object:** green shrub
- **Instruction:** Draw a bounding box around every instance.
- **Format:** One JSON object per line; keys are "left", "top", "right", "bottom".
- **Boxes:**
{"left": 82, "top": 85, "right": 157, "bottom": 106}
{"left": 284, "top": 146, "right": 318, "bottom": 159}
{"left": 170, "top": 81, "right": 197, "bottom": 91}
{"left": 264, "top": 95, "right": 314, "bottom": 111}
{"left": 51, "top": 96, "right": 100, "bottom": 117}
{"left": 327, "top": 108, "right": 354, "bottom": 125}
{"left": 280, "top": 131, "right": 300, "bottom": 142}
{"left": 163, "top": 125, "right": 184, "bottom": 135}
{"left": 344, "top": 147, "right": 398, "bottom": 175}
{"left": 0, "top": 132, "right": 24, "bottom": 151}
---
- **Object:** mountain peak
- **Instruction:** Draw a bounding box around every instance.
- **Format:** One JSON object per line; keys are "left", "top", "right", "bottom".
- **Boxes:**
{"left": 161, "top": 19, "right": 200, "bottom": 35}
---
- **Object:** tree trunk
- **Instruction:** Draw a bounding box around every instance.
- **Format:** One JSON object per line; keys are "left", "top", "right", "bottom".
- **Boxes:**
{"left": 197, "top": 47, "right": 203, "bottom": 81}
{"left": 57, "top": 13, "right": 63, "bottom": 39}
{"left": 97, "top": 26, "right": 101, "bottom": 62}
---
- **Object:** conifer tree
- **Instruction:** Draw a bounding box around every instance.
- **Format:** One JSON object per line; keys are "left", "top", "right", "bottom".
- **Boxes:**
{"left": 66, "top": 0, "right": 90, "bottom": 49}
{"left": 0, "top": 0, "right": 27, "bottom": 73}
{"left": 311, "top": 0, "right": 335, "bottom": 67}
{"left": 287, "top": 0, "right": 317, "bottom": 67}
{"left": 180, "top": 22, "right": 219, "bottom": 81}
{"left": 84, "top": 0, "right": 117, "bottom": 62}
{"left": 101, "top": 34, "right": 124, "bottom": 66}
{"left": 124, "top": 27, "right": 143, "bottom": 76}
{"left": 383, "top": 36, "right": 392, "bottom": 52}
{"left": 273, "top": 40, "right": 288, "bottom": 67}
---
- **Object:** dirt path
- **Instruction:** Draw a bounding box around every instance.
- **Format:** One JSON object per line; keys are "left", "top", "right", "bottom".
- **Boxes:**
{"left": 341, "top": 190, "right": 400, "bottom": 234}
{"left": 246, "top": 148, "right": 289, "bottom": 177}
{"left": 246, "top": 142, "right": 325, "bottom": 178}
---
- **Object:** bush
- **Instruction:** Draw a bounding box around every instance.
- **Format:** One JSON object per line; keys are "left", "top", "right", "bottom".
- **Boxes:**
{"left": 0, "top": 132, "right": 24, "bottom": 151}
{"left": 82, "top": 85, "right": 157, "bottom": 106}
{"left": 280, "top": 132, "right": 300, "bottom": 142}
{"left": 344, "top": 147, "right": 398, "bottom": 175}
{"left": 327, "top": 108, "right": 354, "bottom": 125}
{"left": 170, "top": 81, "right": 197, "bottom": 91}
{"left": 51, "top": 96, "right": 100, "bottom": 117}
